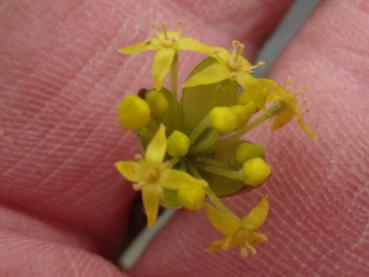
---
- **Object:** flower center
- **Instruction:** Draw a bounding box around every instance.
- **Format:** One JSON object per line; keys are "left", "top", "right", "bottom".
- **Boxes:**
{"left": 145, "top": 168, "right": 160, "bottom": 182}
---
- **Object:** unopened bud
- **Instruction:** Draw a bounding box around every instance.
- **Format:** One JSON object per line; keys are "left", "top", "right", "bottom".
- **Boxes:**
{"left": 209, "top": 107, "right": 237, "bottom": 132}
{"left": 177, "top": 185, "right": 205, "bottom": 211}
{"left": 230, "top": 103, "right": 257, "bottom": 128}
{"left": 235, "top": 143, "right": 264, "bottom": 164}
{"left": 242, "top": 158, "right": 271, "bottom": 186}
{"left": 145, "top": 90, "right": 168, "bottom": 118}
{"left": 167, "top": 130, "right": 190, "bottom": 157}
{"left": 118, "top": 95, "right": 151, "bottom": 130}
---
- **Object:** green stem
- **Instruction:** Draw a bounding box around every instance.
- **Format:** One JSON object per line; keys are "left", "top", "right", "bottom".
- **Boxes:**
{"left": 168, "top": 157, "right": 180, "bottom": 168}
{"left": 194, "top": 158, "right": 225, "bottom": 167}
{"left": 189, "top": 116, "right": 211, "bottom": 145}
{"left": 190, "top": 130, "right": 220, "bottom": 154}
{"left": 179, "top": 162, "right": 187, "bottom": 172}
{"left": 189, "top": 165, "right": 228, "bottom": 211}
{"left": 218, "top": 101, "right": 285, "bottom": 147}
{"left": 228, "top": 113, "right": 271, "bottom": 141}
{"left": 170, "top": 54, "right": 179, "bottom": 129}
{"left": 171, "top": 54, "right": 178, "bottom": 100}
{"left": 193, "top": 163, "right": 243, "bottom": 182}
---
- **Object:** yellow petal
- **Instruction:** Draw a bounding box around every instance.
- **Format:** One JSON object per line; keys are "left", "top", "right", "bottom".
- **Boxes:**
{"left": 114, "top": 161, "right": 144, "bottom": 183}
{"left": 240, "top": 56, "right": 253, "bottom": 71}
{"left": 207, "top": 239, "right": 224, "bottom": 253}
{"left": 271, "top": 111, "right": 294, "bottom": 131}
{"left": 240, "top": 195, "right": 269, "bottom": 230}
{"left": 142, "top": 185, "right": 161, "bottom": 227}
{"left": 247, "top": 231, "right": 268, "bottom": 244}
{"left": 177, "top": 37, "right": 211, "bottom": 54}
{"left": 204, "top": 203, "right": 240, "bottom": 236}
{"left": 119, "top": 41, "right": 155, "bottom": 55}
{"left": 235, "top": 71, "right": 256, "bottom": 91}
{"left": 210, "top": 47, "right": 230, "bottom": 65}
{"left": 152, "top": 48, "right": 176, "bottom": 90}
{"left": 145, "top": 124, "right": 167, "bottom": 163}
{"left": 297, "top": 115, "right": 317, "bottom": 139}
{"left": 237, "top": 78, "right": 276, "bottom": 109}
{"left": 160, "top": 169, "right": 207, "bottom": 190}
{"left": 183, "top": 62, "right": 231, "bottom": 88}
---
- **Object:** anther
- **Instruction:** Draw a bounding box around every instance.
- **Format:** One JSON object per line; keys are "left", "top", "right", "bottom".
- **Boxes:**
{"left": 250, "top": 61, "right": 266, "bottom": 72}
{"left": 231, "top": 40, "right": 244, "bottom": 63}
{"left": 150, "top": 23, "right": 158, "bottom": 31}
{"left": 134, "top": 154, "right": 143, "bottom": 161}
{"left": 257, "top": 61, "right": 265, "bottom": 68}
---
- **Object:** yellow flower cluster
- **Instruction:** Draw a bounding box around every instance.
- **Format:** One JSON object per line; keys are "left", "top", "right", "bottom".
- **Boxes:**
{"left": 115, "top": 22, "right": 316, "bottom": 257}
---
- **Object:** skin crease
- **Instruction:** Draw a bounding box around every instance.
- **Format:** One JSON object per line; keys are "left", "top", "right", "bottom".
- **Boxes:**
{"left": 0, "top": 0, "right": 367, "bottom": 276}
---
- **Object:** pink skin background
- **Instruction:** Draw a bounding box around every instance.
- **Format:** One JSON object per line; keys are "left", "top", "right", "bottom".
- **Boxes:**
{"left": 0, "top": 0, "right": 368, "bottom": 276}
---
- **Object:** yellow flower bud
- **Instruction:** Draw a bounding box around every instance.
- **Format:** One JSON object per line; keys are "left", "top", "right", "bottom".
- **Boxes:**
{"left": 230, "top": 103, "right": 257, "bottom": 128}
{"left": 167, "top": 130, "right": 190, "bottom": 157}
{"left": 118, "top": 95, "right": 151, "bottom": 130}
{"left": 177, "top": 185, "right": 205, "bottom": 211}
{"left": 145, "top": 90, "right": 168, "bottom": 118}
{"left": 235, "top": 143, "right": 264, "bottom": 164}
{"left": 209, "top": 107, "right": 237, "bottom": 132}
{"left": 242, "top": 158, "right": 271, "bottom": 186}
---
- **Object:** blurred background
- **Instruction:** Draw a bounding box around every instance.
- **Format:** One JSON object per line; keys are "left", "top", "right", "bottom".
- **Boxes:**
{"left": 256, "top": 0, "right": 319, "bottom": 77}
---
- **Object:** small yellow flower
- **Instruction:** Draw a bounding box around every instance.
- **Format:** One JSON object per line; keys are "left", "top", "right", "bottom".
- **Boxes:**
{"left": 267, "top": 78, "right": 317, "bottom": 139}
{"left": 120, "top": 23, "right": 211, "bottom": 90}
{"left": 237, "top": 78, "right": 277, "bottom": 110}
{"left": 204, "top": 196, "right": 269, "bottom": 258}
{"left": 115, "top": 124, "right": 207, "bottom": 227}
{"left": 184, "top": 41, "right": 264, "bottom": 90}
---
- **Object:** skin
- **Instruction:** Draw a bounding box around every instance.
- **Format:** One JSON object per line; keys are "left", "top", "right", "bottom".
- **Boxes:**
{"left": 0, "top": 0, "right": 368, "bottom": 276}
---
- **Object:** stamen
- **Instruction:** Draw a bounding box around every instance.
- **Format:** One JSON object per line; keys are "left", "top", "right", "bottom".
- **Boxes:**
{"left": 294, "top": 84, "right": 308, "bottom": 97}
{"left": 256, "top": 60, "right": 266, "bottom": 68}
{"left": 134, "top": 154, "right": 143, "bottom": 161}
{"left": 301, "top": 97, "right": 310, "bottom": 112}
{"left": 285, "top": 75, "right": 293, "bottom": 88}
{"left": 240, "top": 247, "right": 249, "bottom": 258}
{"left": 150, "top": 23, "right": 160, "bottom": 37}
{"left": 177, "top": 20, "right": 185, "bottom": 36}
{"left": 132, "top": 182, "right": 144, "bottom": 191}
{"left": 150, "top": 23, "right": 158, "bottom": 30}
{"left": 231, "top": 40, "right": 244, "bottom": 63}
{"left": 249, "top": 61, "right": 266, "bottom": 72}
{"left": 221, "top": 237, "right": 232, "bottom": 251}
{"left": 245, "top": 242, "right": 257, "bottom": 255}
{"left": 162, "top": 23, "right": 168, "bottom": 39}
